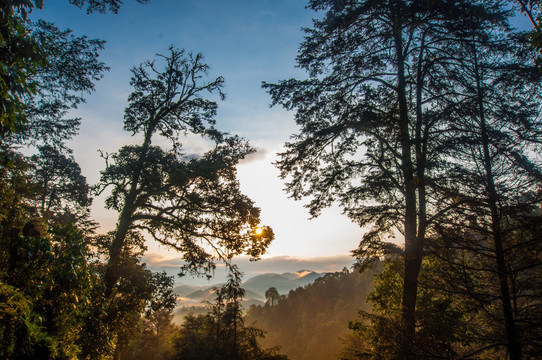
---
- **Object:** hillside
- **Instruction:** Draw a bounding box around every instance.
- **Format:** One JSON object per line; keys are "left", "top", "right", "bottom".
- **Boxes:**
{"left": 246, "top": 263, "right": 382, "bottom": 360}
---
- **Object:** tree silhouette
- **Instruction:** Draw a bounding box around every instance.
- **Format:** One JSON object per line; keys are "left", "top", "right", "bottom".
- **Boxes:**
{"left": 98, "top": 47, "right": 273, "bottom": 299}
{"left": 264, "top": 1, "right": 509, "bottom": 355}
{"left": 265, "top": 287, "right": 280, "bottom": 306}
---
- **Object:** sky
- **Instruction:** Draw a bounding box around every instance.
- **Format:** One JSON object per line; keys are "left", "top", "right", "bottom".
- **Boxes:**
{"left": 30, "top": 0, "right": 365, "bottom": 279}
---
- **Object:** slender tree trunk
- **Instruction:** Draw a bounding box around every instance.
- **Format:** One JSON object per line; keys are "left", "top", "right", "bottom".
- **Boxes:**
{"left": 474, "top": 46, "right": 523, "bottom": 360}
{"left": 393, "top": 13, "right": 421, "bottom": 358}
{"left": 415, "top": 31, "right": 428, "bottom": 249}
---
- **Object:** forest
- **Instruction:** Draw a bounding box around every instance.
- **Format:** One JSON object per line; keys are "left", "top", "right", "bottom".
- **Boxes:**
{"left": 1, "top": 0, "right": 542, "bottom": 359}
{"left": 246, "top": 266, "right": 379, "bottom": 360}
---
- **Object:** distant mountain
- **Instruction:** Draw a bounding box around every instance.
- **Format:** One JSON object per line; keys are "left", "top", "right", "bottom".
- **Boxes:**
{"left": 242, "top": 270, "right": 324, "bottom": 295}
{"left": 173, "top": 284, "right": 204, "bottom": 297}
{"left": 173, "top": 270, "right": 325, "bottom": 314}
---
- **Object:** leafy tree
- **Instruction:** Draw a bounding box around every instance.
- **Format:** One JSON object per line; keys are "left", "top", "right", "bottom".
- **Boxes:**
{"left": 0, "top": 2, "right": 159, "bottom": 359}
{"left": 425, "top": 220, "right": 542, "bottom": 359}
{"left": 340, "top": 256, "right": 472, "bottom": 360}
{"left": 122, "top": 308, "right": 178, "bottom": 360}
{"left": 1, "top": 0, "right": 145, "bottom": 137}
{"left": 264, "top": 1, "right": 507, "bottom": 355}
{"left": 11, "top": 20, "right": 107, "bottom": 149}
{"left": 265, "top": 287, "right": 280, "bottom": 307}
{"left": 172, "top": 270, "right": 288, "bottom": 360}
{"left": 0, "top": 281, "right": 52, "bottom": 360}
{"left": 0, "top": 207, "right": 94, "bottom": 358}
{"left": 98, "top": 47, "right": 273, "bottom": 298}
{"left": 27, "top": 145, "right": 94, "bottom": 230}
{"left": 0, "top": 1, "right": 45, "bottom": 135}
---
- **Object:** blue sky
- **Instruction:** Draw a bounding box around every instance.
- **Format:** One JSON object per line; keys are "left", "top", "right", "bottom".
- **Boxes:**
{"left": 30, "top": 0, "right": 365, "bottom": 277}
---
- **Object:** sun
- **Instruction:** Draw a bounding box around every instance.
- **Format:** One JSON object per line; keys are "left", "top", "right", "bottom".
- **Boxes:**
{"left": 254, "top": 227, "right": 263, "bottom": 235}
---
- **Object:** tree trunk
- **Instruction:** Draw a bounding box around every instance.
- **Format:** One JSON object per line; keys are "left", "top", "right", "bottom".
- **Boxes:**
{"left": 393, "top": 14, "right": 421, "bottom": 358}
{"left": 474, "top": 46, "right": 523, "bottom": 360}
{"left": 104, "top": 129, "right": 154, "bottom": 298}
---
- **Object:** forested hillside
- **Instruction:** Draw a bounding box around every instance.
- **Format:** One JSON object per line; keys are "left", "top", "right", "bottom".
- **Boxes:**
{"left": 246, "top": 264, "right": 381, "bottom": 360}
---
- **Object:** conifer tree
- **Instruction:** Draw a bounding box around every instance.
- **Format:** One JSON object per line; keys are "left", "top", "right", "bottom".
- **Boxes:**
{"left": 425, "top": 11, "right": 542, "bottom": 358}
{"left": 264, "top": 1, "right": 508, "bottom": 355}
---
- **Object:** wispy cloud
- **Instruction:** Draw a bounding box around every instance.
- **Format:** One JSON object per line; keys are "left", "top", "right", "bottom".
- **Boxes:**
{"left": 238, "top": 147, "right": 268, "bottom": 165}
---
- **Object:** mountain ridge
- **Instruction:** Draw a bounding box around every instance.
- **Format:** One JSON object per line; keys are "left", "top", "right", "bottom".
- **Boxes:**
{"left": 173, "top": 270, "right": 324, "bottom": 307}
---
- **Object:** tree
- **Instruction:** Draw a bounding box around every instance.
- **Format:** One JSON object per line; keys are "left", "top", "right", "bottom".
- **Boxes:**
{"left": 0, "top": 1, "right": 45, "bottom": 135}
{"left": 27, "top": 145, "right": 94, "bottom": 230}
{"left": 11, "top": 20, "right": 107, "bottom": 149}
{"left": 0, "top": 1, "right": 122, "bottom": 137}
{"left": 264, "top": 1, "right": 506, "bottom": 355}
{"left": 247, "top": 267, "right": 379, "bottom": 360}
{"left": 0, "top": 281, "right": 51, "bottom": 360}
{"left": 340, "top": 256, "right": 473, "bottom": 360}
{"left": 423, "top": 10, "right": 542, "bottom": 358}
{"left": 0, "top": 2, "right": 157, "bottom": 359}
{"left": 98, "top": 47, "right": 273, "bottom": 299}
{"left": 512, "top": 0, "right": 542, "bottom": 52}
{"left": 265, "top": 287, "right": 280, "bottom": 307}
{"left": 172, "top": 270, "right": 288, "bottom": 360}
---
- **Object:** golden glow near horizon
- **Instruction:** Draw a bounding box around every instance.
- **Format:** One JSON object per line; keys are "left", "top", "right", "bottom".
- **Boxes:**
{"left": 255, "top": 227, "right": 263, "bottom": 235}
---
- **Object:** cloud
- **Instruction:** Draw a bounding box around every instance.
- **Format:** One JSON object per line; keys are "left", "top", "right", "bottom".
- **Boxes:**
{"left": 238, "top": 147, "right": 268, "bottom": 165}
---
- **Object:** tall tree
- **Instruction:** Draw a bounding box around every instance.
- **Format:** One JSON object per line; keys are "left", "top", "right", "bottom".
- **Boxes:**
{"left": 11, "top": 20, "right": 107, "bottom": 149}
{"left": 0, "top": 1, "right": 45, "bottom": 135}
{"left": 28, "top": 145, "right": 93, "bottom": 228}
{"left": 98, "top": 47, "right": 273, "bottom": 298}
{"left": 264, "top": 1, "right": 505, "bottom": 355}
{"left": 425, "top": 13, "right": 542, "bottom": 358}
{"left": 340, "top": 256, "right": 471, "bottom": 359}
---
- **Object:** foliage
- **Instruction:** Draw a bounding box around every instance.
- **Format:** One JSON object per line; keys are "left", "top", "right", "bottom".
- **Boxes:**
{"left": 247, "top": 266, "right": 379, "bottom": 360}
{"left": 13, "top": 20, "right": 107, "bottom": 148}
{"left": 121, "top": 308, "right": 178, "bottom": 360}
{"left": 1, "top": 3, "right": 108, "bottom": 139}
{"left": 340, "top": 257, "right": 471, "bottom": 360}
{"left": 0, "top": 281, "right": 52, "bottom": 360}
{"left": 267, "top": 1, "right": 541, "bottom": 358}
{"left": 69, "top": 0, "right": 149, "bottom": 14}
{"left": 28, "top": 145, "right": 94, "bottom": 231}
{"left": 264, "top": 3, "right": 516, "bottom": 354}
{"left": 171, "top": 271, "right": 288, "bottom": 360}
{"left": 98, "top": 47, "right": 273, "bottom": 300}
{"left": 264, "top": 287, "right": 279, "bottom": 306}
{"left": 0, "top": 201, "right": 94, "bottom": 359}
{"left": 426, "top": 6, "right": 542, "bottom": 358}
{"left": 0, "top": 2, "right": 45, "bottom": 135}
{"left": 512, "top": 0, "right": 542, "bottom": 56}
{"left": 0, "top": 2, "right": 191, "bottom": 360}
{"left": 427, "top": 214, "right": 542, "bottom": 358}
